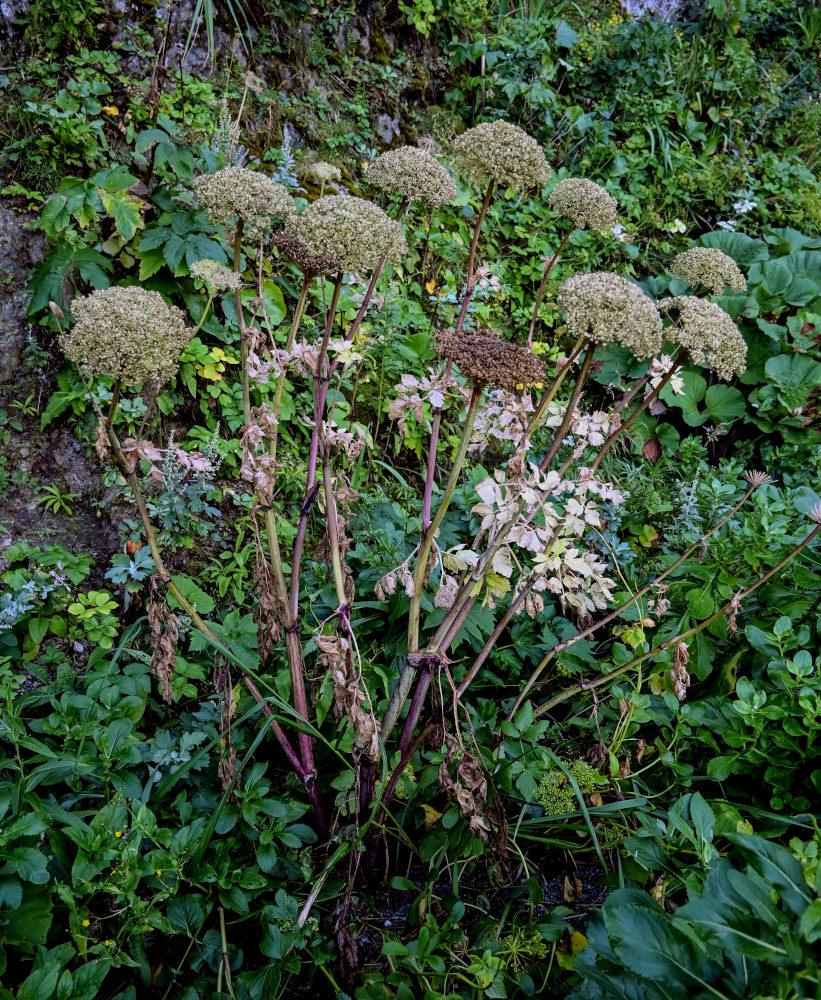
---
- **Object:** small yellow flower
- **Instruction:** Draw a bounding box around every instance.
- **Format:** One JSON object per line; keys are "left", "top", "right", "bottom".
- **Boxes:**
{"left": 82, "top": 919, "right": 90, "bottom": 928}
{"left": 155, "top": 870, "right": 162, "bottom": 877}
{"left": 104, "top": 940, "right": 111, "bottom": 947}
{"left": 114, "top": 830, "right": 122, "bottom": 838}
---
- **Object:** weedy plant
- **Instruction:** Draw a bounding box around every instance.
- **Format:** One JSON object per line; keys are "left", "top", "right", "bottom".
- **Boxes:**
{"left": 52, "top": 118, "right": 820, "bottom": 928}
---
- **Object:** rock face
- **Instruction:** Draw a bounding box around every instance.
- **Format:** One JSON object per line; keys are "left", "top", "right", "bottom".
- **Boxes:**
{"left": 620, "top": 0, "right": 682, "bottom": 19}
{"left": 0, "top": 199, "right": 47, "bottom": 388}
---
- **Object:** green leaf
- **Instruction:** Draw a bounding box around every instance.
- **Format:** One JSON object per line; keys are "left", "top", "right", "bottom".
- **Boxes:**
{"left": 728, "top": 834, "right": 813, "bottom": 915}
{"left": 702, "top": 385, "right": 745, "bottom": 424}
{"left": 167, "top": 575, "right": 215, "bottom": 615}
{"left": 18, "top": 963, "right": 60, "bottom": 1000}
{"left": 99, "top": 189, "right": 143, "bottom": 242}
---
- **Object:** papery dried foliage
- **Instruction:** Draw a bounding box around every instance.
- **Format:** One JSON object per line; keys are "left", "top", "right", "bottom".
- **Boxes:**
{"left": 669, "top": 641, "right": 691, "bottom": 701}
{"left": 254, "top": 555, "right": 284, "bottom": 661}
{"left": 240, "top": 406, "right": 280, "bottom": 504}
{"left": 438, "top": 733, "right": 491, "bottom": 841}
{"left": 317, "top": 632, "right": 380, "bottom": 761}
{"left": 213, "top": 654, "right": 239, "bottom": 800}
{"left": 147, "top": 591, "right": 180, "bottom": 704}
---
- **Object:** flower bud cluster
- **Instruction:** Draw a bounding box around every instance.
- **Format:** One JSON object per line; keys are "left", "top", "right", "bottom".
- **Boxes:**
{"left": 366, "top": 146, "right": 457, "bottom": 207}
{"left": 435, "top": 329, "right": 545, "bottom": 391}
{"left": 192, "top": 166, "right": 295, "bottom": 243}
{"left": 558, "top": 272, "right": 663, "bottom": 359}
{"left": 289, "top": 194, "right": 408, "bottom": 273}
{"left": 660, "top": 295, "right": 747, "bottom": 380}
{"left": 548, "top": 178, "right": 618, "bottom": 232}
{"left": 670, "top": 247, "right": 747, "bottom": 295}
{"left": 453, "top": 120, "right": 552, "bottom": 191}
{"left": 62, "top": 286, "right": 191, "bottom": 386}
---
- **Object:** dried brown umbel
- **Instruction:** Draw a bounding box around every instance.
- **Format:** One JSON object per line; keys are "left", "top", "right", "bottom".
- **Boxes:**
{"left": 435, "top": 329, "right": 545, "bottom": 391}
{"left": 743, "top": 470, "right": 774, "bottom": 488}
{"left": 270, "top": 228, "right": 339, "bottom": 277}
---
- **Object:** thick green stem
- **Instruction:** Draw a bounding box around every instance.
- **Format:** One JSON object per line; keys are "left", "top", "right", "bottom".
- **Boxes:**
{"left": 380, "top": 387, "right": 483, "bottom": 745}
{"left": 233, "top": 223, "right": 251, "bottom": 426}
{"left": 589, "top": 349, "right": 687, "bottom": 474}
{"left": 408, "top": 385, "right": 483, "bottom": 652}
{"left": 533, "top": 523, "right": 821, "bottom": 719}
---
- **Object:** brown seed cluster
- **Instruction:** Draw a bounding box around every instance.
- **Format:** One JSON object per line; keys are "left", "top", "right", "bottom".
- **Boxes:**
{"left": 548, "top": 177, "right": 618, "bottom": 232}
{"left": 660, "top": 295, "right": 747, "bottom": 380}
{"left": 452, "top": 120, "right": 552, "bottom": 191}
{"left": 192, "top": 166, "right": 296, "bottom": 243}
{"left": 289, "top": 194, "right": 408, "bottom": 273}
{"left": 670, "top": 247, "right": 747, "bottom": 295}
{"left": 366, "top": 146, "right": 457, "bottom": 207}
{"left": 435, "top": 329, "right": 545, "bottom": 390}
{"left": 270, "top": 228, "right": 339, "bottom": 277}
{"left": 62, "top": 286, "right": 192, "bottom": 386}
{"left": 558, "top": 272, "right": 663, "bottom": 359}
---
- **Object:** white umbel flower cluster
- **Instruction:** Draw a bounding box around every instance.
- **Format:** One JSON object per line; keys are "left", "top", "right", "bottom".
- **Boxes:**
{"left": 453, "top": 120, "right": 552, "bottom": 191}
{"left": 548, "top": 178, "right": 618, "bottom": 232}
{"left": 558, "top": 272, "right": 663, "bottom": 359}
{"left": 62, "top": 286, "right": 191, "bottom": 386}
{"left": 289, "top": 194, "right": 408, "bottom": 273}
{"left": 366, "top": 146, "right": 457, "bottom": 207}
{"left": 660, "top": 295, "right": 747, "bottom": 380}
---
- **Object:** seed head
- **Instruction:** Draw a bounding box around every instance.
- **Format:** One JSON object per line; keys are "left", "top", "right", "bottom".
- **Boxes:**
{"left": 306, "top": 161, "right": 341, "bottom": 184}
{"left": 366, "top": 146, "right": 457, "bottom": 207}
{"left": 192, "top": 166, "right": 296, "bottom": 242}
{"left": 807, "top": 502, "right": 821, "bottom": 525}
{"left": 62, "top": 286, "right": 191, "bottom": 387}
{"left": 289, "top": 194, "right": 407, "bottom": 273}
{"left": 743, "top": 470, "right": 773, "bottom": 488}
{"left": 452, "top": 120, "right": 552, "bottom": 191}
{"left": 435, "top": 329, "right": 544, "bottom": 391}
{"left": 189, "top": 259, "right": 243, "bottom": 292}
{"left": 660, "top": 295, "right": 747, "bottom": 380}
{"left": 670, "top": 247, "right": 747, "bottom": 295}
{"left": 548, "top": 178, "right": 618, "bottom": 232}
{"left": 270, "top": 228, "right": 339, "bottom": 277}
{"left": 558, "top": 272, "right": 663, "bottom": 359}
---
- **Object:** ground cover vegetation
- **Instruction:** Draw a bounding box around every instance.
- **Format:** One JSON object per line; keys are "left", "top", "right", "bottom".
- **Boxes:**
{"left": 0, "top": 0, "right": 820, "bottom": 997}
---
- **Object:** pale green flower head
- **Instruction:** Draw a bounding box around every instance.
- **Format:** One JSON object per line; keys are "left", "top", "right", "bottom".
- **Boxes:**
{"left": 670, "top": 246, "right": 747, "bottom": 295}
{"left": 366, "top": 146, "right": 457, "bottom": 207}
{"left": 660, "top": 295, "right": 747, "bottom": 380}
{"left": 307, "top": 161, "right": 342, "bottom": 184}
{"left": 558, "top": 272, "right": 663, "bottom": 360}
{"left": 289, "top": 194, "right": 408, "bottom": 273}
{"left": 189, "top": 259, "right": 242, "bottom": 293}
{"left": 62, "top": 286, "right": 191, "bottom": 386}
{"left": 192, "top": 166, "right": 296, "bottom": 242}
{"left": 548, "top": 178, "right": 618, "bottom": 232}
{"left": 452, "top": 120, "right": 552, "bottom": 191}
